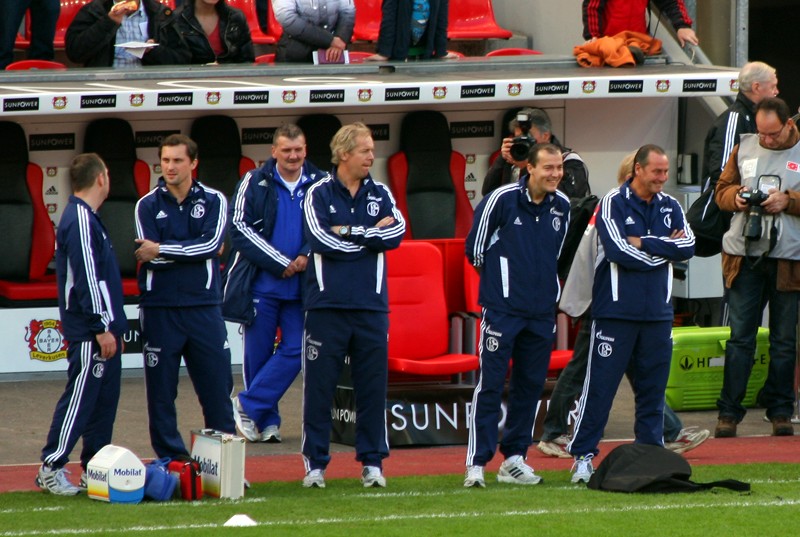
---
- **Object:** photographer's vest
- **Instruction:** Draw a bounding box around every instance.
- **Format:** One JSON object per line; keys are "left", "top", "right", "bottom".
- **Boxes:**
{"left": 722, "top": 133, "right": 800, "bottom": 259}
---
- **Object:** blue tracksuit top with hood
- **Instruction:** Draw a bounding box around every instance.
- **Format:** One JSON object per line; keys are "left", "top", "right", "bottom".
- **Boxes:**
{"left": 57, "top": 195, "right": 128, "bottom": 341}
{"left": 228, "top": 158, "right": 327, "bottom": 300}
{"left": 302, "top": 171, "right": 406, "bottom": 312}
{"left": 592, "top": 180, "right": 695, "bottom": 321}
{"left": 135, "top": 178, "right": 228, "bottom": 308}
{"left": 467, "top": 177, "right": 571, "bottom": 318}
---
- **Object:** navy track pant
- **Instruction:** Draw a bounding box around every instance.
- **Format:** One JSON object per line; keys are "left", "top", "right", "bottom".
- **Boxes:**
{"left": 466, "top": 308, "right": 554, "bottom": 466}
{"left": 42, "top": 339, "right": 121, "bottom": 469}
{"left": 141, "top": 306, "right": 235, "bottom": 459}
{"left": 568, "top": 318, "right": 672, "bottom": 457}
{"left": 302, "top": 309, "right": 389, "bottom": 472}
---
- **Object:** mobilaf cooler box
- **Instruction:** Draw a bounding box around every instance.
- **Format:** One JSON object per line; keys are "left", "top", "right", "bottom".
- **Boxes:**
{"left": 86, "top": 444, "right": 146, "bottom": 503}
{"left": 667, "top": 326, "right": 770, "bottom": 410}
{"left": 190, "top": 429, "right": 245, "bottom": 499}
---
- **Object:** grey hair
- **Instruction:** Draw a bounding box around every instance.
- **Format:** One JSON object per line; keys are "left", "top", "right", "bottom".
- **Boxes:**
{"left": 739, "top": 61, "right": 776, "bottom": 93}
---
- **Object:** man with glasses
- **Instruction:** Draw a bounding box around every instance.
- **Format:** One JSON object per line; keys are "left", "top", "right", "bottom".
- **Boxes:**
{"left": 714, "top": 97, "right": 800, "bottom": 438}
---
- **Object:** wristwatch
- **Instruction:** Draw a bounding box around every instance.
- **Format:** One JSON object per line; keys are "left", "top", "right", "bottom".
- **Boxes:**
{"left": 337, "top": 225, "right": 351, "bottom": 238}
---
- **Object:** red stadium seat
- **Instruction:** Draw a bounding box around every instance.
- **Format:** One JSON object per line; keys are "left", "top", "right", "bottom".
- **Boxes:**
{"left": 447, "top": 0, "right": 512, "bottom": 39}
{"left": 0, "top": 122, "right": 57, "bottom": 304}
{"left": 352, "top": 0, "right": 382, "bottom": 41}
{"left": 5, "top": 59, "right": 66, "bottom": 70}
{"left": 54, "top": 0, "right": 91, "bottom": 48}
{"left": 83, "top": 118, "right": 152, "bottom": 297}
{"left": 254, "top": 53, "right": 275, "bottom": 64}
{"left": 387, "top": 111, "right": 473, "bottom": 240}
{"left": 387, "top": 241, "right": 479, "bottom": 377}
{"left": 229, "top": 0, "right": 276, "bottom": 44}
{"left": 486, "top": 47, "right": 542, "bottom": 57}
{"left": 347, "top": 50, "right": 373, "bottom": 63}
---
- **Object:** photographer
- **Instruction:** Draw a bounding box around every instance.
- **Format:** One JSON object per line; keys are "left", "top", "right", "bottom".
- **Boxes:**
{"left": 714, "top": 97, "right": 800, "bottom": 438}
{"left": 482, "top": 108, "right": 590, "bottom": 202}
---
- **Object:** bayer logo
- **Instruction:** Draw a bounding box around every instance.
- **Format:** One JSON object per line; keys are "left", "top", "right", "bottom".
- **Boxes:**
{"left": 36, "top": 328, "right": 62, "bottom": 354}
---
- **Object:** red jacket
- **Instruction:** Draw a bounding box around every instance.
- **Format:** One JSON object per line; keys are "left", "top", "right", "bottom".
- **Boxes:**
{"left": 582, "top": 0, "right": 693, "bottom": 40}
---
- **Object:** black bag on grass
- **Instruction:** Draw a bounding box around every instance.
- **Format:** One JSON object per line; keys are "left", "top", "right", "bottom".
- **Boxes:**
{"left": 587, "top": 443, "right": 750, "bottom": 493}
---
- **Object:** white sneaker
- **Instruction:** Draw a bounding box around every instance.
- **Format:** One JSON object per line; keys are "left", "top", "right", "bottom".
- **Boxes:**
{"left": 361, "top": 466, "right": 386, "bottom": 488}
{"left": 260, "top": 425, "right": 282, "bottom": 443}
{"left": 497, "top": 455, "right": 542, "bottom": 485}
{"left": 35, "top": 465, "right": 81, "bottom": 496}
{"left": 302, "top": 469, "right": 326, "bottom": 488}
{"left": 571, "top": 455, "right": 594, "bottom": 484}
{"left": 464, "top": 465, "right": 485, "bottom": 488}
{"left": 231, "top": 395, "right": 259, "bottom": 442}
{"left": 537, "top": 440, "right": 572, "bottom": 459}
{"left": 79, "top": 471, "right": 88, "bottom": 491}
{"left": 665, "top": 427, "right": 710, "bottom": 454}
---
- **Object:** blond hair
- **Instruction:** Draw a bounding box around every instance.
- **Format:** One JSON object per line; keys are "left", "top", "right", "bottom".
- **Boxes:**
{"left": 330, "top": 122, "right": 372, "bottom": 165}
{"left": 617, "top": 152, "right": 636, "bottom": 185}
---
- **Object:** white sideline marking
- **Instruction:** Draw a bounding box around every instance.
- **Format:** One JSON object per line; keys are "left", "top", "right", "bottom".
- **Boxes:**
{"left": 2, "top": 498, "right": 800, "bottom": 535}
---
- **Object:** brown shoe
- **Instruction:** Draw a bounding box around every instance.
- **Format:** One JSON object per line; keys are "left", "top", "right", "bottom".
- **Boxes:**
{"left": 771, "top": 416, "right": 795, "bottom": 436}
{"left": 714, "top": 417, "right": 737, "bottom": 438}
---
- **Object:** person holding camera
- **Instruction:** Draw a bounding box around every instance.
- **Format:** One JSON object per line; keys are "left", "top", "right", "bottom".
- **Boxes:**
{"left": 714, "top": 97, "right": 800, "bottom": 439}
{"left": 481, "top": 108, "right": 590, "bottom": 203}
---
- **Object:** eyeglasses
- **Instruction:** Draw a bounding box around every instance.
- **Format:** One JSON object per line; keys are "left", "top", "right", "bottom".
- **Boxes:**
{"left": 758, "top": 124, "right": 786, "bottom": 140}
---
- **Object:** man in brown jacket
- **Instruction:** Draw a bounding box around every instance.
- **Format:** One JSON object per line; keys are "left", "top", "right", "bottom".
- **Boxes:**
{"left": 714, "top": 97, "right": 800, "bottom": 438}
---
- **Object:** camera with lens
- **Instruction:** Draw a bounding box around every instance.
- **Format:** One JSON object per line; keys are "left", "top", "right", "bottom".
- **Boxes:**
{"left": 509, "top": 112, "right": 536, "bottom": 162}
{"left": 741, "top": 175, "right": 780, "bottom": 240}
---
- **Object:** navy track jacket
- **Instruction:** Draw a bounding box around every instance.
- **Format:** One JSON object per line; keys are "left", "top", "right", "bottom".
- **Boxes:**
{"left": 467, "top": 178, "right": 571, "bottom": 318}
{"left": 135, "top": 179, "right": 228, "bottom": 307}
{"left": 57, "top": 196, "right": 127, "bottom": 341}
{"left": 303, "top": 172, "right": 406, "bottom": 312}
{"left": 592, "top": 180, "right": 695, "bottom": 321}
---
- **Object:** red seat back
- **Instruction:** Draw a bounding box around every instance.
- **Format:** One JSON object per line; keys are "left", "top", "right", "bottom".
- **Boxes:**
{"left": 447, "top": 0, "right": 512, "bottom": 39}
{"left": 387, "top": 111, "right": 473, "bottom": 240}
{"left": 229, "top": 0, "right": 277, "bottom": 44}
{"left": 5, "top": 59, "right": 66, "bottom": 70}
{"left": 352, "top": 0, "right": 381, "bottom": 41}
{"left": 54, "top": 0, "right": 91, "bottom": 48}
{"left": 0, "top": 121, "right": 57, "bottom": 303}
{"left": 387, "top": 242, "right": 450, "bottom": 359}
{"left": 486, "top": 47, "right": 543, "bottom": 57}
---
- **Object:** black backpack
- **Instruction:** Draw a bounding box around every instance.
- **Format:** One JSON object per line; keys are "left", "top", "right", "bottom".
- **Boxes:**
{"left": 587, "top": 443, "right": 750, "bottom": 493}
{"left": 685, "top": 179, "right": 733, "bottom": 257}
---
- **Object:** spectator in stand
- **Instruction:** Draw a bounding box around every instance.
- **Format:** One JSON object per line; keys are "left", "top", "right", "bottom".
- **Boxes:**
{"left": 482, "top": 108, "right": 590, "bottom": 203}
{"left": 567, "top": 144, "right": 695, "bottom": 484}
{"left": 582, "top": 0, "right": 699, "bottom": 47}
{"left": 272, "top": 0, "right": 354, "bottom": 63}
{"left": 37, "top": 154, "right": 127, "bottom": 495}
{"left": 171, "top": 0, "right": 254, "bottom": 65}
{"left": 365, "top": 0, "right": 458, "bottom": 61}
{"left": 537, "top": 152, "right": 709, "bottom": 460}
{"left": 224, "top": 124, "right": 326, "bottom": 444}
{"left": 65, "top": 0, "right": 185, "bottom": 68}
{"left": 1, "top": 0, "right": 59, "bottom": 69}
{"left": 464, "top": 143, "right": 571, "bottom": 488}
{"left": 134, "top": 134, "right": 236, "bottom": 460}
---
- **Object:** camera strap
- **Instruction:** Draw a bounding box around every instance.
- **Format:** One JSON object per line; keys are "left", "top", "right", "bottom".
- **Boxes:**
{"left": 745, "top": 214, "right": 779, "bottom": 269}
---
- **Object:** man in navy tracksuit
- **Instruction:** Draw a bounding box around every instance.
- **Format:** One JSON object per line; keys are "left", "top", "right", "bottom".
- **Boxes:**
{"left": 38, "top": 153, "right": 127, "bottom": 495}
{"left": 464, "top": 143, "right": 570, "bottom": 488}
{"left": 568, "top": 144, "right": 695, "bottom": 483}
{"left": 134, "top": 134, "right": 235, "bottom": 460}
{"left": 224, "top": 124, "right": 326, "bottom": 443}
{"left": 301, "top": 123, "right": 405, "bottom": 489}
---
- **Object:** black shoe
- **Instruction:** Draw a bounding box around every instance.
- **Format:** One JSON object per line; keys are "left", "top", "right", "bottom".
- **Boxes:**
{"left": 714, "top": 417, "right": 737, "bottom": 438}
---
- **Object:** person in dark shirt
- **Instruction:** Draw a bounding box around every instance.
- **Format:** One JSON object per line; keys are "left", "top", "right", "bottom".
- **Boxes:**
{"left": 171, "top": 0, "right": 254, "bottom": 64}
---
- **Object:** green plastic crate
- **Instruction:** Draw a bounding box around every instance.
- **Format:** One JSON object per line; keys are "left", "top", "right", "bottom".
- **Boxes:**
{"left": 666, "top": 326, "right": 770, "bottom": 411}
